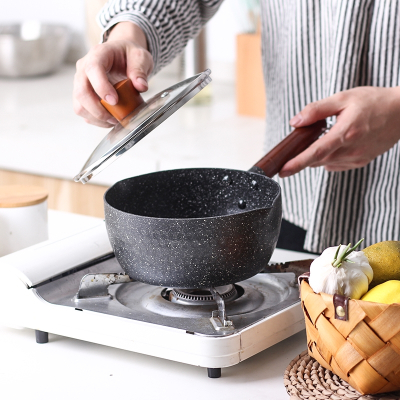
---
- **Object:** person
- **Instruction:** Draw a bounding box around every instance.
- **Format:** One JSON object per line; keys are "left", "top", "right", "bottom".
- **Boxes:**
{"left": 73, "top": 0, "right": 400, "bottom": 254}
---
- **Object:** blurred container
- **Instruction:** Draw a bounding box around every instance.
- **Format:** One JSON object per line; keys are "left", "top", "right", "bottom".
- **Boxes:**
{"left": 0, "top": 185, "right": 48, "bottom": 257}
{"left": 0, "top": 21, "right": 70, "bottom": 77}
{"left": 236, "top": 31, "right": 266, "bottom": 118}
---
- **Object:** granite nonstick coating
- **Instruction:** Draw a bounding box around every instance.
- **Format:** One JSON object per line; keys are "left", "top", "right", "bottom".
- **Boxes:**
{"left": 104, "top": 168, "right": 282, "bottom": 288}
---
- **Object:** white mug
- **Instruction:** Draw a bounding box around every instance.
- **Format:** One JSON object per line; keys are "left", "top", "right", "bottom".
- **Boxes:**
{"left": 0, "top": 185, "right": 48, "bottom": 257}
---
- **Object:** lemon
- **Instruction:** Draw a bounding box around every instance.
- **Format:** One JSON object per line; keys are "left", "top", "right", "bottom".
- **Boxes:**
{"left": 363, "top": 241, "right": 400, "bottom": 287}
{"left": 361, "top": 280, "right": 400, "bottom": 304}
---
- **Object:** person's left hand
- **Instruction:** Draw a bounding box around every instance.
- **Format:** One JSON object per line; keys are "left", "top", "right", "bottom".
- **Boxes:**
{"left": 279, "top": 86, "right": 400, "bottom": 177}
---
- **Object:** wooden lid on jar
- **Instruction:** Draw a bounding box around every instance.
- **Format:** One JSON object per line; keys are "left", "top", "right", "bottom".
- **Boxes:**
{"left": 0, "top": 185, "right": 48, "bottom": 208}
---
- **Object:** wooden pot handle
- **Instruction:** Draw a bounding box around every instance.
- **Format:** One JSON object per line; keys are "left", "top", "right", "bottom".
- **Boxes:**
{"left": 253, "top": 119, "right": 327, "bottom": 177}
{"left": 100, "top": 79, "right": 145, "bottom": 121}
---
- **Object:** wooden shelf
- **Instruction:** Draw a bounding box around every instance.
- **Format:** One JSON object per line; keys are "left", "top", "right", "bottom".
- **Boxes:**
{"left": 0, "top": 170, "right": 108, "bottom": 218}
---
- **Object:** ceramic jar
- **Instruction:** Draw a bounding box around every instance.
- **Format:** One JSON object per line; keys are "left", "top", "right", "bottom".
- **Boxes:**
{"left": 0, "top": 185, "right": 48, "bottom": 257}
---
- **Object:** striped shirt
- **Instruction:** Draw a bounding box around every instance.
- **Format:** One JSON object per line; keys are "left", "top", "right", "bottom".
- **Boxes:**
{"left": 99, "top": 0, "right": 400, "bottom": 253}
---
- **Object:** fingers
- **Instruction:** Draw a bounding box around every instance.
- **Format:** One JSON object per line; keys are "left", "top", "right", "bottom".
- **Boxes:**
{"left": 279, "top": 87, "right": 400, "bottom": 177}
{"left": 82, "top": 44, "right": 120, "bottom": 104}
{"left": 279, "top": 121, "right": 350, "bottom": 177}
{"left": 126, "top": 46, "right": 154, "bottom": 92}
{"left": 86, "top": 64, "right": 118, "bottom": 106}
{"left": 73, "top": 40, "right": 154, "bottom": 127}
{"left": 73, "top": 98, "right": 116, "bottom": 128}
{"left": 281, "top": 91, "right": 353, "bottom": 176}
{"left": 320, "top": 147, "right": 371, "bottom": 170}
{"left": 74, "top": 47, "right": 119, "bottom": 125}
{"left": 290, "top": 92, "right": 347, "bottom": 127}
{"left": 73, "top": 69, "right": 117, "bottom": 125}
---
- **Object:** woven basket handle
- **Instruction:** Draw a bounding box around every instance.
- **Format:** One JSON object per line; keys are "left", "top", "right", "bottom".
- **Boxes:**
{"left": 298, "top": 273, "right": 349, "bottom": 321}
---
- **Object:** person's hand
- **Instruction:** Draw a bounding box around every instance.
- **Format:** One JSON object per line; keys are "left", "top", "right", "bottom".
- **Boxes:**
{"left": 73, "top": 22, "right": 153, "bottom": 128}
{"left": 279, "top": 86, "right": 400, "bottom": 177}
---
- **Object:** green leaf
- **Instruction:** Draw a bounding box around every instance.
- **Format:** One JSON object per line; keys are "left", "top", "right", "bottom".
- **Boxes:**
{"left": 331, "top": 238, "right": 364, "bottom": 268}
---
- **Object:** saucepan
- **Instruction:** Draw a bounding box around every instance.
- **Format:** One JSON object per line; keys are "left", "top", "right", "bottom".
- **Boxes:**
{"left": 101, "top": 80, "right": 326, "bottom": 288}
{"left": 75, "top": 74, "right": 326, "bottom": 288}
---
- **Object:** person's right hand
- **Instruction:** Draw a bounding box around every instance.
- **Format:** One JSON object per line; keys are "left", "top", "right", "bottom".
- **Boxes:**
{"left": 73, "top": 22, "right": 153, "bottom": 128}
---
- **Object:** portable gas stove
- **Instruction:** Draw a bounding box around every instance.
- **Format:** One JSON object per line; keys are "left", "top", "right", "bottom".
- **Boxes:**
{"left": 0, "top": 222, "right": 312, "bottom": 378}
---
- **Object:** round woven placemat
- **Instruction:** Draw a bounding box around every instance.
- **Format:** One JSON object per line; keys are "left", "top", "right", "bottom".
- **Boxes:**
{"left": 284, "top": 351, "right": 400, "bottom": 400}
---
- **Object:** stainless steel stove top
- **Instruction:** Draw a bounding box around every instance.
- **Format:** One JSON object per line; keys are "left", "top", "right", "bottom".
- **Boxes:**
{"left": 34, "top": 254, "right": 301, "bottom": 337}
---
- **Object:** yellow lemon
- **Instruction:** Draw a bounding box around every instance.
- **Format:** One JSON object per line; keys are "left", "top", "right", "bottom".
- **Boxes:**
{"left": 363, "top": 241, "right": 400, "bottom": 287}
{"left": 361, "top": 280, "right": 400, "bottom": 304}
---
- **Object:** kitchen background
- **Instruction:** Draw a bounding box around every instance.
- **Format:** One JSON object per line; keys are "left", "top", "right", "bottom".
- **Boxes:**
{"left": 0, "top": 0, "right": 266, "bottom": 218}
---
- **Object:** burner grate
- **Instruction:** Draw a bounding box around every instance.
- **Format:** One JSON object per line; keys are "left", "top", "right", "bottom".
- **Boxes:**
{"left": 170, "top": 285, "right": 238, "bottom": 306}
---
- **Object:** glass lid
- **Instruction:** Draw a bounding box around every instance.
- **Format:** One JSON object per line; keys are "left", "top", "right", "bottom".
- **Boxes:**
{"left": 74, "top": 69, "right": 212, "bottom": 184}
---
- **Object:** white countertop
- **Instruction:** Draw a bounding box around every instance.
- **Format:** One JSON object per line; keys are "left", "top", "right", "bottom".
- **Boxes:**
{"left": 0, "top": 66, "right": 265, "bottom": 186}
{"left": 0, "top": 210, "right": 311, "bottom": 400}
{"left": 0, "top": 324, "right": 306, "bottom": 400}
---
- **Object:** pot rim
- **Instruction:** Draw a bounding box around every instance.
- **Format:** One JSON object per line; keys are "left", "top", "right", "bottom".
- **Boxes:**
{"left": 104, "top": 167, "right": 281, "bottom": 222}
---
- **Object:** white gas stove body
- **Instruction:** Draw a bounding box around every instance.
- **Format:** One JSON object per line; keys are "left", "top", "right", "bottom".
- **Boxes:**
{"left": 0, "top": 222, "right": 307, "bottom": 369}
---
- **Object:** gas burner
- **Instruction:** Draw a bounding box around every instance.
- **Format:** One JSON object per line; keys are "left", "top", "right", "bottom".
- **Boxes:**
{"left": 168, "top": 285, "right": 239, "bottom": 306}
{"left": 114, "top": 280, "right": 265, "bottom": 321}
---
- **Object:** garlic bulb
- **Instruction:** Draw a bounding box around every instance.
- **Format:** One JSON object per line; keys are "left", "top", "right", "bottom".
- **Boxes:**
{"left": 309, "top": 240, "right": 373, "bottom": 299}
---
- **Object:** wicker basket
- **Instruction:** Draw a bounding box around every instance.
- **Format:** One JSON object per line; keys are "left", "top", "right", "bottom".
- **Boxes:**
{"left": 300, "top": 279, "right": 400, "bottom": 395}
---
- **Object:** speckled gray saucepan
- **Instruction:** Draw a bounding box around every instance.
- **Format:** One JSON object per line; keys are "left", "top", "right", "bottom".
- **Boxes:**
{"left": 104, "top": 120, "right": 327, "bottom": 288}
